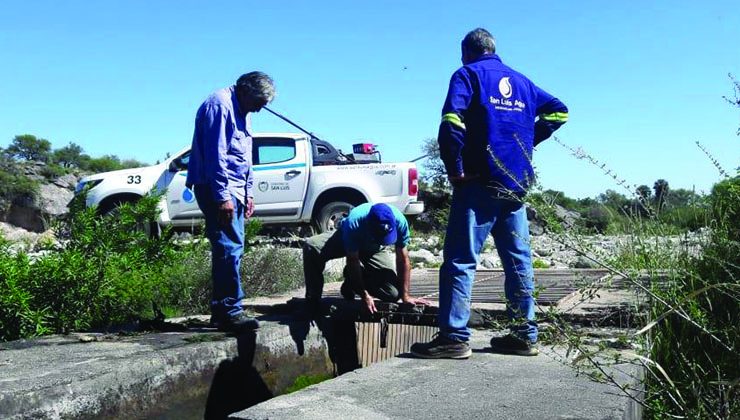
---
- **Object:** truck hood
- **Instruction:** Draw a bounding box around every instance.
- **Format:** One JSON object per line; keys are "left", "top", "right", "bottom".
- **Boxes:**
{"left": 79, "top": 164, "right": 163, "bottom": 183}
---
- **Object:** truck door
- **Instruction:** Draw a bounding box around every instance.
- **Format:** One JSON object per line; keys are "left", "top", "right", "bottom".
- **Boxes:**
{"left": 164, "top": 150, "right": 203, "bottom": 222}
{"left": 252, "top": 137, "right": 309, "bottom": 221}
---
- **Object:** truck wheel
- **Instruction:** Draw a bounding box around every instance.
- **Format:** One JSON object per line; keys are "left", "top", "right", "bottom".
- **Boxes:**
{"left": 315, "top": 201, "right": 354, "bottom": 233}
{"left": 102, "top": 200, "right": 161, "bottom": 238}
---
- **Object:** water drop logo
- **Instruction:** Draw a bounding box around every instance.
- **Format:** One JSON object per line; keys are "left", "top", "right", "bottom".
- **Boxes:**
{"left": 498, "top": 77, "right": 513, "bottom": 99}
{"left": 182, "top": 187, "right": 195, "bottom": 203}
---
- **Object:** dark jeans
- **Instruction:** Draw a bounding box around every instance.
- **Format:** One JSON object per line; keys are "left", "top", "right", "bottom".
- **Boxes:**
{"left": 303, "top": 230, "right": 401, "bottom": 302}
{"left": 194, "top": 185, "right": 246, "bottom": 321}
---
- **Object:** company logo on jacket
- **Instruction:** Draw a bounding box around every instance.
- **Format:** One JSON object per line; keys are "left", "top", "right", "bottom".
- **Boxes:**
{"left": 489, "top": 77, "right": 526, "bottom": 111}
{"left": 498, "top": 77, "right": 513, "bottom": 98}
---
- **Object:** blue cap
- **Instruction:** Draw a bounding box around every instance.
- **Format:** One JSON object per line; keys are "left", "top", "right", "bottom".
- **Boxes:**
{"left": 367, "top": 203, "right": 397, "bottom": 246}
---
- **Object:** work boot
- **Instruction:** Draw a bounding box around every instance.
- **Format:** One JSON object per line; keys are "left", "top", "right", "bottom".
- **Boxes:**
{"left": 217, "top": 312, "right": 260, "bottom": 333}
{"left": 410, "top": 333, "right": 472, "bottom": 359}
{"left": 489, "top": 334, "right": 539, "bottom": 356}
{"left": 340, "top": 281, "right": 355, "bottom": 301}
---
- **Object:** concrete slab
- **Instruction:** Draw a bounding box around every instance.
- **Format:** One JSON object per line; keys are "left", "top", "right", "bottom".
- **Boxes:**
{"left": 235, "top": 330, "right": 640, "bottom": 420}
{"left": 0, "top": 317, "right": 334, "bottom": 419}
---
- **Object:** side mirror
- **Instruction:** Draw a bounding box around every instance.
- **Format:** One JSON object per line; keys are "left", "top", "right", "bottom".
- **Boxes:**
{"left": 168, "top": 158, "right": 181, "bottom": 173}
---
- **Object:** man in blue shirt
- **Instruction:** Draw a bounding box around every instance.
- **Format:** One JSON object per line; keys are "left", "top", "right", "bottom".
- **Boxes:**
{"left": 303, "top": 203, "right": 431, "bottom": 315}
{"left": 411, "top": 28, "right": 568, "bottom": 358}
{"left": 186, "top": 71, "right": 275, "bottom": 332}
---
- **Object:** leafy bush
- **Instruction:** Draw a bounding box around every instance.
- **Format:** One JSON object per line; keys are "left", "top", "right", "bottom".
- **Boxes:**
{"left": 0, "top": 191, "right": 207, "bottom": 340}
{"left": 0, "top": 164, "right": 39, "bottom": 210}
{"left": 40, "top": 163, "right": 69, "bottom": 180}
{"left": 242, "top": 246, "right": 304, "bottom": 297}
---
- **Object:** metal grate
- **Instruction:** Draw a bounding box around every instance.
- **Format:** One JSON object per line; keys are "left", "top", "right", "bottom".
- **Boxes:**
{"left": 327, "top": 269, "right": 609, "bottom": 305}
{"left": 355, "top": 322, "right": 436, "bottom": 368}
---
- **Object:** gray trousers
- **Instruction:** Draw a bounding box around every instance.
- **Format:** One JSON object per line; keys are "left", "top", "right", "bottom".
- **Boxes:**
{"left": 303, "top": 230, "right": 401, "bottom": 302}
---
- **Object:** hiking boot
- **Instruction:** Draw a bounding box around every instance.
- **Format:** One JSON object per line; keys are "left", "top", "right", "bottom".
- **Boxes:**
{"left": 217, "top": 312, "right": 260, "bottom": 333}
{"left": 340, "top": 281, "right": 355, "bottom": 301}
{"left": 410, "top": 333, "right": 472, "bottom": 359}
{"left": 489, "top": 334, "right": 539, "bottom": 356}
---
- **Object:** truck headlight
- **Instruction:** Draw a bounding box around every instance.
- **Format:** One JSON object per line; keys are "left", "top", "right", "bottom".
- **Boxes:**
{"left": 75, "top": 179, "right": 103, "bottom": 194}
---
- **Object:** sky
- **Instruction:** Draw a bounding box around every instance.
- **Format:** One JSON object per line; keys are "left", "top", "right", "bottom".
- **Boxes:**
{"left": 1, "top": 1, "right": 738, "bottom": 198}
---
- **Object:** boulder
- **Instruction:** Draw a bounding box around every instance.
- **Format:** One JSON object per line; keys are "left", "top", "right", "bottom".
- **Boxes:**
{"left": 4, "top": 183, "right": 74, "bottom": 232}
{"left": 573, "top": 256, "right": 601, "bottom": 269}
{"left": 52, "top": 173, "right": 79, "bottom": 190}
{"left": 409, "top": 249, "right": 438, "bottom": 266}
{"left": 479, "top": 253, "right": 501, "bottom": 269}
{"left": 553, "top": 204, "right": 581, "bottom": 229}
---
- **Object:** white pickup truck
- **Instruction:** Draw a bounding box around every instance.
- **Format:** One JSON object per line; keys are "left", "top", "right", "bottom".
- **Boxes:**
{"left": 75, "top": 133, "right": 424, "bottom": 233}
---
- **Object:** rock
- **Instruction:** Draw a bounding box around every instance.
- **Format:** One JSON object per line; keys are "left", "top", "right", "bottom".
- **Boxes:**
{"left": 573, "top": 256, "right": 600, "bottom": 269}
{"left": 534, "top": 248, "right": 552, "bottom": 257}
{"left": 0, "top": 222, "right": 42, "bottom": 244}
{"left": 52, "top": 173, "right": 79, "bottom": 190}
{"left": 553, "top": 204, "right": 581, "bottom": 229}
{"left": 529, "top": 222, "right": 545, "bottom": 236}
{"left": 5, "top": 183, "right": 74, "bottom": 232}
{"left": 409, "top": 249, "right": 438, "bottom": 266}
{"left": 479, "top": 253, "right": 501, "bottom": 269}
{"left": 324, "top": 258, "right": 346, "bottom": 277}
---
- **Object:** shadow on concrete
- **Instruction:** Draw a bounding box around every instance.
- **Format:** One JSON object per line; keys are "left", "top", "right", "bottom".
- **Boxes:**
{"left": 204, "top": 331, "right": 272, "bottom": 420}
{"left": 202, "top": 299, "right": 365, "bottom": 419}
{"left": 282, "top": 298, "right": 361, "bottom": 375}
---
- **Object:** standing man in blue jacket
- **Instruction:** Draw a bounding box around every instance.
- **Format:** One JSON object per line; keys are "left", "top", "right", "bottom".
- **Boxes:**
{"left": 186, "top": 72, "right": 275, "bottom": 332}
{"left": 411, "top": 28, "right": 568, "bottom": 358}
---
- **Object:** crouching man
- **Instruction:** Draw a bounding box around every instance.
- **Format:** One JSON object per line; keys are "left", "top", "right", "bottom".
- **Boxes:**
{"left": 303, "top": 203, "right": 431, "bottom": 314}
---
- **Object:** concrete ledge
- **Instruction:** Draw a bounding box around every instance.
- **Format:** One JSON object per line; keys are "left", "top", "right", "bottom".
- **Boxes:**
{"left": 0, "top": 317, "right": 334, "bottom": 419}
{"left": 235, "top": 330, "right": 641, "bottom": 420}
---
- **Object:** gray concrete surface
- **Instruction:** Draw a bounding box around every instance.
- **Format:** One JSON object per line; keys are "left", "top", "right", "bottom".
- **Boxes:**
{"left": 236, "top": 330, "right": 640, "bottom": 420}
{"left": 0, "top": 317, "right": 333, "bottom": 419}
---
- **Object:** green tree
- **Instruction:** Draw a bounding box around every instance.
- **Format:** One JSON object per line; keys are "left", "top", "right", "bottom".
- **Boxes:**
{"left": 653, "top": 179, "right": 670, "bottom": 211}
{"left": 597, "top": 189, "right": 629, "bottom": 211}
{"left": 636, "top": 185, "right": 652, "bottom": 201}
{"left": 665, "top": 187, "right": 701, "bottom": 208}
{"left": 53, "top": 142, "right": 88, "bottom": 168}
{"left": 119, "top": 158, "right": 147, "bottom": 169}
{"left": 419, "top": 137, "right": 448, "bottom": 189}
{"left": 85, "top": 155, "right": 124, "bottom": 173}
{"left": 6, "top": 134, "right": 52, "bottom": 162}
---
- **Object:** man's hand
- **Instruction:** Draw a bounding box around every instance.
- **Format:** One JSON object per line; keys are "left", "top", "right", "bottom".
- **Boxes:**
{"left": 217, "top": 199, "right": 235, "bottom": 226}
{"left": 245, "top": 197, "right": 255, "bottom": 218}
{"left": 402, "top": 296, "right": 432, "bottom": 306}
{"left": 362, "top": 293, "right": 377, "bottom": 314}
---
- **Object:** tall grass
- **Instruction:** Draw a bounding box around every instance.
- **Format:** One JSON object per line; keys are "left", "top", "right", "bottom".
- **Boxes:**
{"left": 542, "top": 138, "right": 739, "bottom": 419}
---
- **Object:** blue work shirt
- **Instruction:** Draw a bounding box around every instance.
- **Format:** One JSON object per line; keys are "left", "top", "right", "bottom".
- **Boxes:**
{"left": 186, "top": 85, "right": 253, "bottom": 204}
{"left": 341, "top": 203, "right": 411, "bottom": 253}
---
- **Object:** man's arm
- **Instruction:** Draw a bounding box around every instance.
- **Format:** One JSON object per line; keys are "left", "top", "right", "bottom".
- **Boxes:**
{"left": 533, "top": 86, "right": 568, "bottom": 146}
{"left": 244, "top": 114, "right": 255, "bottom": 218}
{"left": 438, "top": 68, "right": 474, "bottom": 182}
{"left": 245, "top": 166, "right": 254, "bottom": 218}
{"left": 346, "top": 252, "right": 376, "bottom": 314}
{"left": 395, "top": 247, "right": 431, "bottom": 306}
{"left": 202, "top": 104, "right": 231, "bottom": 202}
{"left": 201, "top": 104, "right": 237, "bottom": 225}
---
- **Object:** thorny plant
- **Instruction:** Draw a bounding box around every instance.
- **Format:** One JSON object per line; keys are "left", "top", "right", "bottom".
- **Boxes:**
{"left": 485, "top": 133, "right": 739, "bottom": 419}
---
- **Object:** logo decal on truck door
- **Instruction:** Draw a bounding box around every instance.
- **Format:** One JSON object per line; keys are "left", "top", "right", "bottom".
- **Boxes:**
{"left": 182, "top": 187, "right": 195, "bottom": 203}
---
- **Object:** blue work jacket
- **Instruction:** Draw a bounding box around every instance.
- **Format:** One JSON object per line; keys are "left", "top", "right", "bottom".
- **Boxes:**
{"left": 438, "top": 54, "right": 568, "bottom": 195}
